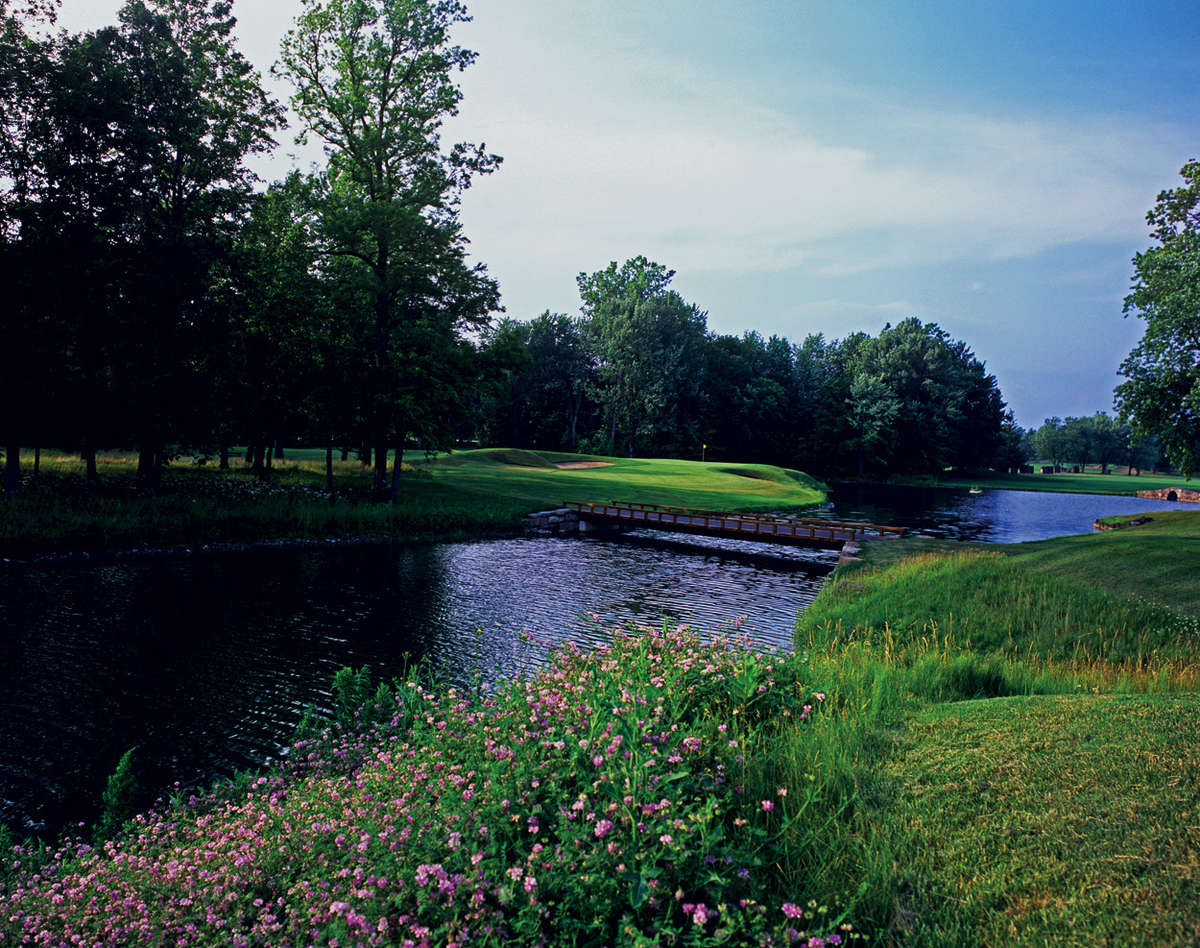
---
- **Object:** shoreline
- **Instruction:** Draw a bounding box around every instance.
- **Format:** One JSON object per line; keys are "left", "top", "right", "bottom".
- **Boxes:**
{"left": 0, "top": 526, "right": 533, "bottom": 569}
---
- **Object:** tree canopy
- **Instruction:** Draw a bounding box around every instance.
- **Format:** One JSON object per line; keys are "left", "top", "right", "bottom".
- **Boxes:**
{"left": 276, "top": 0, "right": 500, "bottom": 498}
{"left": 1116, "top": 160, "right": 1200, "bottom": 477}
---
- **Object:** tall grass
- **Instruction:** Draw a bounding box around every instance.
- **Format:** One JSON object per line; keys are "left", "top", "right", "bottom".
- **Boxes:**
{"left": 802, "top": 551, "right": 1198, "bottom": 666}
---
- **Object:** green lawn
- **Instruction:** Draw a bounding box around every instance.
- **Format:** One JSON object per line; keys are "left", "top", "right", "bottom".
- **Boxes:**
{"left": 418, "top": 449, "right": 826, "bottom": 512}
{"left": 846, "top": 509, "right": 1200, "bottom": 616}
{"left": 874, "top": 693, "right": 1200, "bottom": 946}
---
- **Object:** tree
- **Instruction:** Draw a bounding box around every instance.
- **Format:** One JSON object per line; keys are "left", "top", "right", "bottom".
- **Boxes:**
{"left": 0, "top": 0, "right": 57, "bottom": 496}
{"left": 1032, "top": 417, "right": 1067, "bottom": 468}
{"left": 277, "top": 0, "right": 500, "bottom": 500}
{"left": 845, "top": 374, "right": 899, "bottom": 475}
{"left": 42, "top": 0, "right": 283, "bottom": 493}
{"left": 847, "top": 318, "right": 1008, "bottom": 474}
{"left": 1116, "top": 160, "right": 1200, "bottom": 476}
{"left": 579, "top": 257, "right": 707, "bottom": 457}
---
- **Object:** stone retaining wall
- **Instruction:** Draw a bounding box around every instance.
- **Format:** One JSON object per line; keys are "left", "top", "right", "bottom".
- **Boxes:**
{"left": 522, "top": 508, "right": 580, "bottom": 535}
{"left": 1136, "top": 487, "right": 1200, "bottom": 503}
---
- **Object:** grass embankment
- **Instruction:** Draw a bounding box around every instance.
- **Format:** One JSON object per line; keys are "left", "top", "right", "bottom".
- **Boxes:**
{"left": 795, "top": 510, "right": 1200, "bottom": 944}
{"left": 0, "top": 449, "right": 825, "bottom": 557}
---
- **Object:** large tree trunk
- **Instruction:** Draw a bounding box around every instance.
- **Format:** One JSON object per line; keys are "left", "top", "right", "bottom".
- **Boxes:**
{"left": 251, "top": 443, "right": 265, "bottom": 477}
{"left": 568, "top": 390, "right": 581, "bottom": 451}
{"left": 82, "top": 441, "right": 99, "bottom": 488}
{"left": 370, "top": 256, "right": 391, "bottom": 501}
{"left": 372, "top": 432, "right": 389, "bottom": 499}
{"left": 136, "top": 445, "right": 161, "bottom": 496}
{"left": 218, "top": 441, "right": 229, "bottom": 470}
{"left": 4, "top": 441, "right": 19, "bottom": 498}
{"left": 340, "top": 446, "right": 349, "bottom": 462}
{"left": 326, "top": 441, "right": 335, "bottom": 496}
{"left": 389, "top": 434, "right": 404, "bottom": 504}
{"left": 273, "top": 441, "right": 284, "bottom": 461}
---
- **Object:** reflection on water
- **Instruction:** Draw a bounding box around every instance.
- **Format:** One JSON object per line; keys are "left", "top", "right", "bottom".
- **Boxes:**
{"left": 0, "top": 534, "right": 832, "bottom": 836}
{"left": 824, "top": 483, "right": 1198, "bottom": 543}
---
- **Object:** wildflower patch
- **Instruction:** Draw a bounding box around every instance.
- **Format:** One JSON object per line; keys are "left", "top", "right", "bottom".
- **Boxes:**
{"left": 1, "top": 627, "right": 855, "bottom": 946}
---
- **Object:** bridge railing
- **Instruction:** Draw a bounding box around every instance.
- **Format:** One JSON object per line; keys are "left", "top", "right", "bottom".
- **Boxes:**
{"left": 563, "top": 500, "right": 904, "bottom": 541}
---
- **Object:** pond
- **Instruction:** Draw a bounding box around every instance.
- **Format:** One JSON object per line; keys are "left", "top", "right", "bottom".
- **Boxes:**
{"left": 823, "top": 482, "right": 1197, "bottom": 542}
{"left": 1, "top": 484, "right": 1193, "bottom": 838}
{"left": 0, "top": 533, "right": 833, "bottom": 836}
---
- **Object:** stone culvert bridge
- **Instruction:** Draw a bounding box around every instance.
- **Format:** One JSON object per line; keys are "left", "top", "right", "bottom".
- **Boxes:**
{"left": 1137, "top": 488, "right": 1200, "bottom": 503}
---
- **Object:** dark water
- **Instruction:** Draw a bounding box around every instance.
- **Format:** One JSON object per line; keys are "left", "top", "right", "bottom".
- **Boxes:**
{"left": 0, "top": 533, "right": 832, "bottom": 836}
{"left": 823, "top": 483, "right": 1198, "bottom": 543}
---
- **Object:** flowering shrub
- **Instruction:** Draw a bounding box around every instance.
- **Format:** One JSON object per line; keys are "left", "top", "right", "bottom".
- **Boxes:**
{"left": 1, "top": 627, "right": 855, "bottom": 946}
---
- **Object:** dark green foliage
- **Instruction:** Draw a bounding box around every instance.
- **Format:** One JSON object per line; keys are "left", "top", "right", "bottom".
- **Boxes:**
{"left": 1116, "top": 160, "right": 1200, "bottom": 477}
{"left": 93, "top": 748, "right": 138, "bottom": 844}
{"left": 1031, "top": 412, "right": 1148, "bottom": 473}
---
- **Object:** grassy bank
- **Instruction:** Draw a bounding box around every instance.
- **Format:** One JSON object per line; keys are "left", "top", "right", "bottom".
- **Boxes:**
{"left": 0, "top": 449, "right": 825, "bottom": 557}
{"left": 795, "top": 510, "right": 1200, "bottom": 944}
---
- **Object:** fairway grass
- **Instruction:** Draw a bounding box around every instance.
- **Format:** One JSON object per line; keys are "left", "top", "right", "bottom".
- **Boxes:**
{"left": 918, "top": 468, "right": 1193, "bottom": 496}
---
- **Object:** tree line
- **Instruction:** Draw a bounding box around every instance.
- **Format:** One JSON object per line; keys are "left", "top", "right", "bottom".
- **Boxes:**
{"left": 0, "top": 0, "right": 499, "bottom": 499}
{"left": 478, "top": 257, "right": 1025, "bottom": 477}
{"left": 1028, "top": 414, "right": 1164, "bottom": 475}
{"left": 12, "top": 0, "right": 1183, "bottom": 499}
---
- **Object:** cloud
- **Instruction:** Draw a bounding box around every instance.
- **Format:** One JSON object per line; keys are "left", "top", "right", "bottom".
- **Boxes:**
{"left": 446, "top": 15, "right": 1190, "bottom": 313}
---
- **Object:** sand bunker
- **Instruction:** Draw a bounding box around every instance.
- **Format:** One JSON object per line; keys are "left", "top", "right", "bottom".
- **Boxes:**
{"left": 555, "top": 461, "right": 615, "bottom": 470}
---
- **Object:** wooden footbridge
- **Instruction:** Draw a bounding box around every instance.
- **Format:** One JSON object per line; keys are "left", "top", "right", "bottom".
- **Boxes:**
{"left": 564, "top": 501, "right": 904, "bottom": 550}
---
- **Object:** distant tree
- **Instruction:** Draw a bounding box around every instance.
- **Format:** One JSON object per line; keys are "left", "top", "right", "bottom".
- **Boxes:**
{"left": 993, "top": 413, "right": 1032, "bottom": 472}
{"left": 845, "top": 374, "right": 899, "bottom": 475}
{"left": 524, "top": 312, "right": 593, "bottom": 451}
{"left": 277, "top": 0, "right": 501, "bottom": 500}
{"left": 476, "top": 317, "right": 533, "bottom": 448}
{"left": 1115, "top": 160, "right": 1200, "bottom": 476}
{"left": 700, "top": 332, "right": 798, "bottom": 465}
{"left": 1032, "top": 418, "right": 1067, "bottom": 468}
{"left": 1087, "top": 412, "right": 1127, "bottom": 475}
{"left": 849, "top": 318, "right": 1008, "bottom": 474}
{"left": 579, "top": 257, "right": 707, "bottom": 457}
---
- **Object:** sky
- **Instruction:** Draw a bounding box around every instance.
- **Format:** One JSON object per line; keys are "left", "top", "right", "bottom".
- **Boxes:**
{"left": 52, "top": 0, "right": 1200, "bottom": 427}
